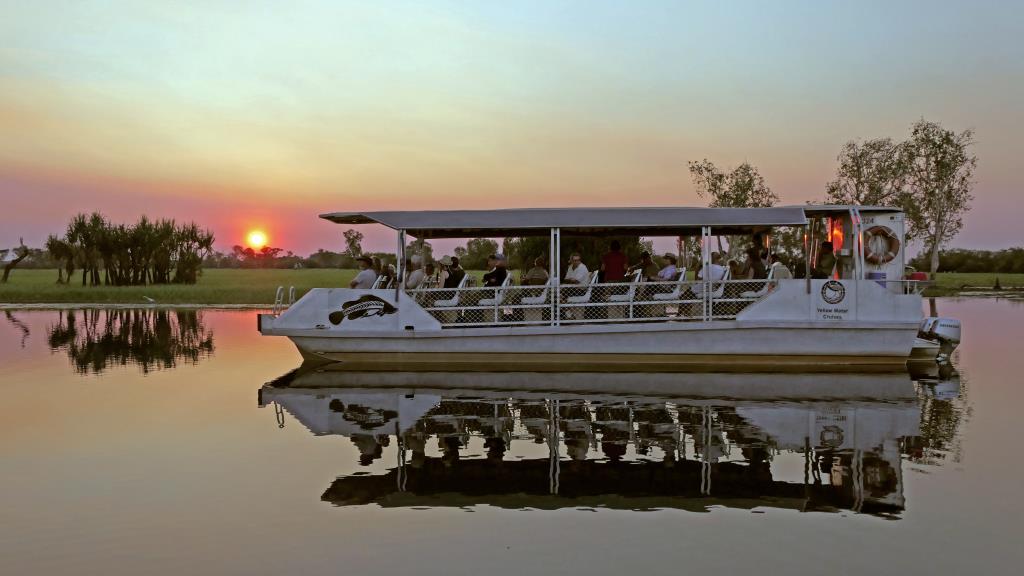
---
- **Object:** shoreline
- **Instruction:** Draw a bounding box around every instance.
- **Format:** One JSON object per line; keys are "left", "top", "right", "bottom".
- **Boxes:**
{"left": 3, "top": 290, "right": 1023, "bottom": 310}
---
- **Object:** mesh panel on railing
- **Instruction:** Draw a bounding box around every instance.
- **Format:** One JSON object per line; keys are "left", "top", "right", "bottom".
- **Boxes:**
{"left": 411, "top": 279, "right": 774, "bottom": 327}
{"left": 707, "top": 280, "right": 772, "bottom": 320}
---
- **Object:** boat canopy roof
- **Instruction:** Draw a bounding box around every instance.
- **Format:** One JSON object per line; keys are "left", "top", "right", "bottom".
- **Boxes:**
{"left": 320, "top": 206, "right": 809, "bottom": 238}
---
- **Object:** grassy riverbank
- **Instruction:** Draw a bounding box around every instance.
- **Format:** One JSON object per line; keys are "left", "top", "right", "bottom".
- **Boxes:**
{"left": 1, "top": 269, "right": 1022, "bottom": 305}
{"left": 0, "top": 269, "right": 354, "bottom": 305}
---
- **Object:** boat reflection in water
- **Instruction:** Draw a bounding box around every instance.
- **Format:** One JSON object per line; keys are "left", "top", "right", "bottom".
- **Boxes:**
{"left": 47, "top": 309, "right": 215, "bottom": 374}
{"left": 260, "top": 365, "right": 965, "bottom": 518}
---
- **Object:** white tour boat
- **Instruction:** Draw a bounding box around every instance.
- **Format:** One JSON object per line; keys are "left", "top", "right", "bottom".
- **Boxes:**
{"left": 259, "top": 205, "right": 951, "bottom": 371}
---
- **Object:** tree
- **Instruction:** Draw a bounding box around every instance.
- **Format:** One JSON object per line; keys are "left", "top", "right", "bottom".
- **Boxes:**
{"left": 825, "top": 138, "right": 907, "bottom": 206}
{"left": 902, "top": 120, "right": 976, "bottom": 275}
{"left": 45, "top": 235, "right": 76, "bottom": 283}
{"left": 461, "top": 238, "right": 499, "bottom": 270}
{"left": 689, "top": 160, "right": 777, "bottom": 257}
{"left": 53, "top": 213, "right": 214, "bottom": 285}
{"left": 406, "top": 238, "right": 433, "bottom": 263}
{"left": 342, "top": 229, "right": 364, "bottom": 258}
{"left": 688, "top": 160, "right": 778, "bottom": 209}
{"left": 1, "top": 238, "right": 29, "bottom": 283}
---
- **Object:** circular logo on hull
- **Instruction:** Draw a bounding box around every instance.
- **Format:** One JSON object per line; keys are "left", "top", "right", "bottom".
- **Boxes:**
{"left": 821, "top": 280, "right": 846, "bottom": 305}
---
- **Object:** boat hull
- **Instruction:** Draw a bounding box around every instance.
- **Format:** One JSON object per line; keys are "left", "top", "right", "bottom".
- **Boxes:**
{"left": 288, "top": 321, "right": 918, "bottom": 372}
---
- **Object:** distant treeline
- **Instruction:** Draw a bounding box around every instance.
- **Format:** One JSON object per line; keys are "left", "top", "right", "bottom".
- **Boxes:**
{"left": 16, "top": 227, "right": 1022, "bottom": 276}
{"left": 909, "top": 248, "right": 1024, "bottom": 274}
{"left": 40, "top": 213, "right": 214, "bottom": 285}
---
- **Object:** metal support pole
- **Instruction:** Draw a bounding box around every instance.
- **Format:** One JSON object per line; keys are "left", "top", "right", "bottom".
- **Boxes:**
{"left": 805, "top": 219, "right": 813, "bottom": 294}
{"left": 396, "top": 230, "right": 406, "bottom": 301}
{"left": 551, "top": 228, "right": 561, "bottom": 326}
{"left": 702, "top": 226, "right": 711, "bottom": 321}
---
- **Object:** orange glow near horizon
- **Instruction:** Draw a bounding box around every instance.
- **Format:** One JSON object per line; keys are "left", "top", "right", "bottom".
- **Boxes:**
{"left": 246, "top": 230, "right": 268, "bottom": 250}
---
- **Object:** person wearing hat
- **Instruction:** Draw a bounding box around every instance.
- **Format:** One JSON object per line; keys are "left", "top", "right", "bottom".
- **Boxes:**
{"left": 441, "top": 255, "right": 465, "bottom": 289}
{"left": 628, "top": 250, "right": 659, "bottom": 282}
{"left": 349, "top": 255, "right": 378, "bottom": 289}
{"left": 657, "top": 253, "right": 679, "bottom": 280}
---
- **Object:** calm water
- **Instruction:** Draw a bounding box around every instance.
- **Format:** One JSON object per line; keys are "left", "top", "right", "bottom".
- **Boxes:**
{"left": 1, "top": 300, "right": 1021, "bottom": 575}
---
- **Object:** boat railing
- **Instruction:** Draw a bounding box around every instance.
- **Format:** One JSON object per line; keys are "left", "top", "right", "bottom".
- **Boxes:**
{"left": 411, "top": 279, "right": 776, "bottom": 327}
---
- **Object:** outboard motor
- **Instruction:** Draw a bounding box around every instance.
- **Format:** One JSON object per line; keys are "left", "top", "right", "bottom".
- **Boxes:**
{"left": 919, "top": 317, "right": 961, "bottom": 362}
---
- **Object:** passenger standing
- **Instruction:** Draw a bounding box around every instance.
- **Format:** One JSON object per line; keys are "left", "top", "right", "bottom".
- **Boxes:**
{"left": 601, "top": 240, "right": 627, "bottom": 283}
{"left": 813, "top": 241, "right": 837, "bottom": 279}
{"left": 746, "top": 247, "right": 768, "bottom": 280}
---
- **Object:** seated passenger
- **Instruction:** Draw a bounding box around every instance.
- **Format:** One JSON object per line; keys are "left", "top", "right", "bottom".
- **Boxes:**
{"left": 628, "top": 251, "right": 660, "bottom": 281}
{"left": 422, "top": 262, "right": 437, "bottom": 287}
{"left": 563, "top": 252, "right": 590, "bottom": 286}
{"left": 443, "top": 256, "right": 465, "bottom": 288}
{"left": 521, "top": 256, "right": 549, "bottom": 286}
{"left": 657, "top": 253, "right": 679, "bottom": 280}
{"left": 812, "top": 241, "right": 837, "bottom": 279}
{"left": 769, "top": 254, "right": 793, "bottom": 279}
{"left": 349, "top": 255, "right": 378, "bottom": 289}
{"left": 482, "top": 253, "right": 508, "bottom": 287}
{"left": 728, "top": 258, "right": 744, "bottom": 280}
{"left": 601, "top": 240, "right": 627, "bottom": 283}
{"left": 746, "top": 247, "right": 768, "bottom": 280}
{"left": 693, "top": 252, "right": 728, "bottom": 295}
{"left": 404, "top": 255, "right": 425, "bottom": 289}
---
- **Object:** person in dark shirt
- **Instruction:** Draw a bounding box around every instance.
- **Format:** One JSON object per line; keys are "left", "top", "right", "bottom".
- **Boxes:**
{"left": 746, "top": 246, "right": 768, "bottom": 280}
{"left": 442, "top": 256, "right": 466, "bottom": 288}
{"left": 628, "top": 251, "right": 660, "bottom": 281}
{"left": 601, "top": 240, "right": 627, "bottom": 283}
{"left": 813, "top": 241, "right": 837, "bottom": 279}
{"left": 482, "top": 253, "right": 508, "bottom": 287}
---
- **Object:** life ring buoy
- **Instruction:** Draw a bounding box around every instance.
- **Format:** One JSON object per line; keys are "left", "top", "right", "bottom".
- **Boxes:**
{"left": 863, "top": 226, "right": 900, "bottom": 265}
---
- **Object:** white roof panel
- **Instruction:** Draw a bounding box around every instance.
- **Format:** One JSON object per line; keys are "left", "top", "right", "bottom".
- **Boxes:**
{"left": 320, "top": 206, "right": 809, "bottom": 238}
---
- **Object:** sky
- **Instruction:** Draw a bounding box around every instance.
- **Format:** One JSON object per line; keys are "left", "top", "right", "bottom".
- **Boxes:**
{"left": 1, "top": 0, "right": 1022, "bottom": 254}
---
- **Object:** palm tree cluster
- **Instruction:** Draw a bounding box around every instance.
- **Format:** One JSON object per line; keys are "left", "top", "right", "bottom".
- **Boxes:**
{"left": 45, "top": 213, "right": 214, "bottom": 285}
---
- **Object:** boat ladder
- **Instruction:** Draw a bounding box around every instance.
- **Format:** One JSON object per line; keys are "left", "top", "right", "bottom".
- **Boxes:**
{"left": 272, "top": 286, "right": 296, "bottom": 315}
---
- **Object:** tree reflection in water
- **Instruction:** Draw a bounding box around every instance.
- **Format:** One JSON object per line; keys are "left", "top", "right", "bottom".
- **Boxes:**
{"left": 47, "top": 309, "right": 214, "bottom": 374}
{"left": 261, "top": 368, "right": 969, "bottom": 518}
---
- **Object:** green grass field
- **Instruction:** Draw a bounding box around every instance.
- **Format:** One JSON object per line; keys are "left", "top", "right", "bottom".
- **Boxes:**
{"left": 2, "top": 268, "right": 1022, "bottom": 304}
{"left": 0, "top": 269, "right": 356, "bottom": 305}
{"left": 925, "top": 272, "right": 1024, "bottom": 295}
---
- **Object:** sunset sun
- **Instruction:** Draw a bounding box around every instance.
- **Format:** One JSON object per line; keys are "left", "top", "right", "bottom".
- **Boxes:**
{"left": 246, "top": 230, "right": 267, "bottom": 249}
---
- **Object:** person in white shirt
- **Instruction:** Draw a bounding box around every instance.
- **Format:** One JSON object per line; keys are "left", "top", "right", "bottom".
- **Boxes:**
{"left": 657, "top": 253, "right": 679, "bottom": 280}
{"left": 563, "top": 253, "right": 590, "bottom": 286}
{"left": 693, "top": 252, "right": 727, "bottom": 295}
{"left": 405, "top": 255, "right": 425, "bottom": 289}
{"left": 769, "top": 254, "right": 793, "bottom": 279}
{"left": 562, "top": 252, "right": 591, "bottom": 319}
{"left": 350, "top": 256, "right": 378, "bottom": 289}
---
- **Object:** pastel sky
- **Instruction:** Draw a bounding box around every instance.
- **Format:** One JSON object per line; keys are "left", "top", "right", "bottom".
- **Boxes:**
{"left": 2, "top": 0, "right": 1021, "bottom": 254}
